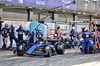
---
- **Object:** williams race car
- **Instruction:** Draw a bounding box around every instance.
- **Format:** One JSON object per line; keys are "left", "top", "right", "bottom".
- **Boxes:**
{"left": 14, "top": 39, "right": 65, "bottom": 57}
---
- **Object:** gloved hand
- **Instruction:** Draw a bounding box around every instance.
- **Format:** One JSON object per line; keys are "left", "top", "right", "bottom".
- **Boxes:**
{"left": 14, "top": 33, "right": 16, "bottom": 35}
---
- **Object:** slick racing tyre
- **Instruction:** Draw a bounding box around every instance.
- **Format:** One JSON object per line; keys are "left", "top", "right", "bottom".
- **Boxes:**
{"left": 45, "top": 49, "right": 52, "bottom": 57}
{"left": 56, "top": 44, "right": 65, "bottom": 54}
{"left": 93, "top": 45, "right": 97, "bottom": 53}
{"left": 44, "top": 46, "right": 52, "bottom": 57}
{"left": 13, "top": 48, "right": 16, "bottom": 54}
{"left": 17, "top": 42, "right": 26, "bottom": 56}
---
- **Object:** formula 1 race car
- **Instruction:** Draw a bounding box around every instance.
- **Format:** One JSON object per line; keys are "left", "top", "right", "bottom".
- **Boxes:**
{"left": 13, "top": 39, "right": 65, "bottom": 57}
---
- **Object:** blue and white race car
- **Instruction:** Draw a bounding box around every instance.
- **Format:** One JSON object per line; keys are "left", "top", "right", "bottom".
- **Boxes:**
{"left": 14, "top": 39, "right": 65, "bottom": 57}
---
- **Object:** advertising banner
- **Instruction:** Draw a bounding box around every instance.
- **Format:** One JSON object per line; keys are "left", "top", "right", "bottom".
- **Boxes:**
{"left": 5, "top": 0, "right": 18, "bottom": 3}
{"left": 4, "top": 0, "right": 77, "bottom": 10}
{"left": 24, "top": 0, "right": 77, "bottom": 10}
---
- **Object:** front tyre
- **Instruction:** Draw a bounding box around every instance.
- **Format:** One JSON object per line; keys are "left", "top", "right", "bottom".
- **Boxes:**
{"left": 44, "top": 45, "right": 52, "bottom": 57}
{"left": 44, "top": 49, "right": 52, "bottom": 57}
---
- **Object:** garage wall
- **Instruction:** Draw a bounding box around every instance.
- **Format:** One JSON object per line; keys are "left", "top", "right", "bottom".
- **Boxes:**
{"left": 77, "top": 0, "right": 100, "bottom": 12}
{"left": 58, "top": 13, "right": 73, "bottom": 21}
{"left": 3, "top": 8, "right": 28, "bottom": 21}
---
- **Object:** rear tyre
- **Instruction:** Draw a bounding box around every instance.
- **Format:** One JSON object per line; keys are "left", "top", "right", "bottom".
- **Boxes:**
{"left": 17, "top": 43, "right": 26, "bottom": 56}
{"left": 56, "top": 44, "right": 65, "bottom": 54}
{"left": 93, "top": 45, "right": 97, "bottom": 53}
{"left": 13, "top": 49, "right": 16, "bottom": 54}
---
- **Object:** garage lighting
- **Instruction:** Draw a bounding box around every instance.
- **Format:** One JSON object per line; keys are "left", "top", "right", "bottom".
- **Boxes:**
{"left": 83, "top": 13, "right": 86, "bottom": 14}
{"left": 78, "top": 12, "right": 82, "bottom": 14}
{"left": 94, "top": 14, "right": 98, "bottom": 16}
{"left": 5, "top": 4, "right": 10, "bottom": 6}
{"left": 73, "top": 12, "right": 77, "bottom": 13}
{"left": 28, "top": 7, "right": 33, "bottom": 8}
{"left": 62, "top": 10, "right": 66, "bottom": 12}
{"left": 55, "top": 10, "right": 58, "bottom": 11}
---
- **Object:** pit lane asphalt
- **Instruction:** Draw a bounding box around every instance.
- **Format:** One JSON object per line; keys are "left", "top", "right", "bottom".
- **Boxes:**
{"left": 0, "top": 48, "right": 100, "bottom": 66}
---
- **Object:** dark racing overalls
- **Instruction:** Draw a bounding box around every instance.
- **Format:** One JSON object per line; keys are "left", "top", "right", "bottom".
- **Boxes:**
{"left": 24, "top": 30, "right": 33, "bottom": 47}
{"left": 9, "top": 26, "right": 18, "bottom": 49}
{"left": 1, "top": 27, "right": 9, "bottom": 48}
{"left": 82, "top": 31, "right": 91, "bottom": 54}
{"left": 36, "top": 31, "right": 43, "bottom": 41}
{"left": 16, "top": 28, "right": 24, "bottom": 42}
{"left": 79, "top": 39, "right": 95, "bottom": 53}
{"left": 64, "top": 38, "right": 72, "bottom": 49}
{"left": 97, "top": 34, "right": 100, "bottom": 51}
{"left": 70, "top": 29, "right": 75, "bottom": 48}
